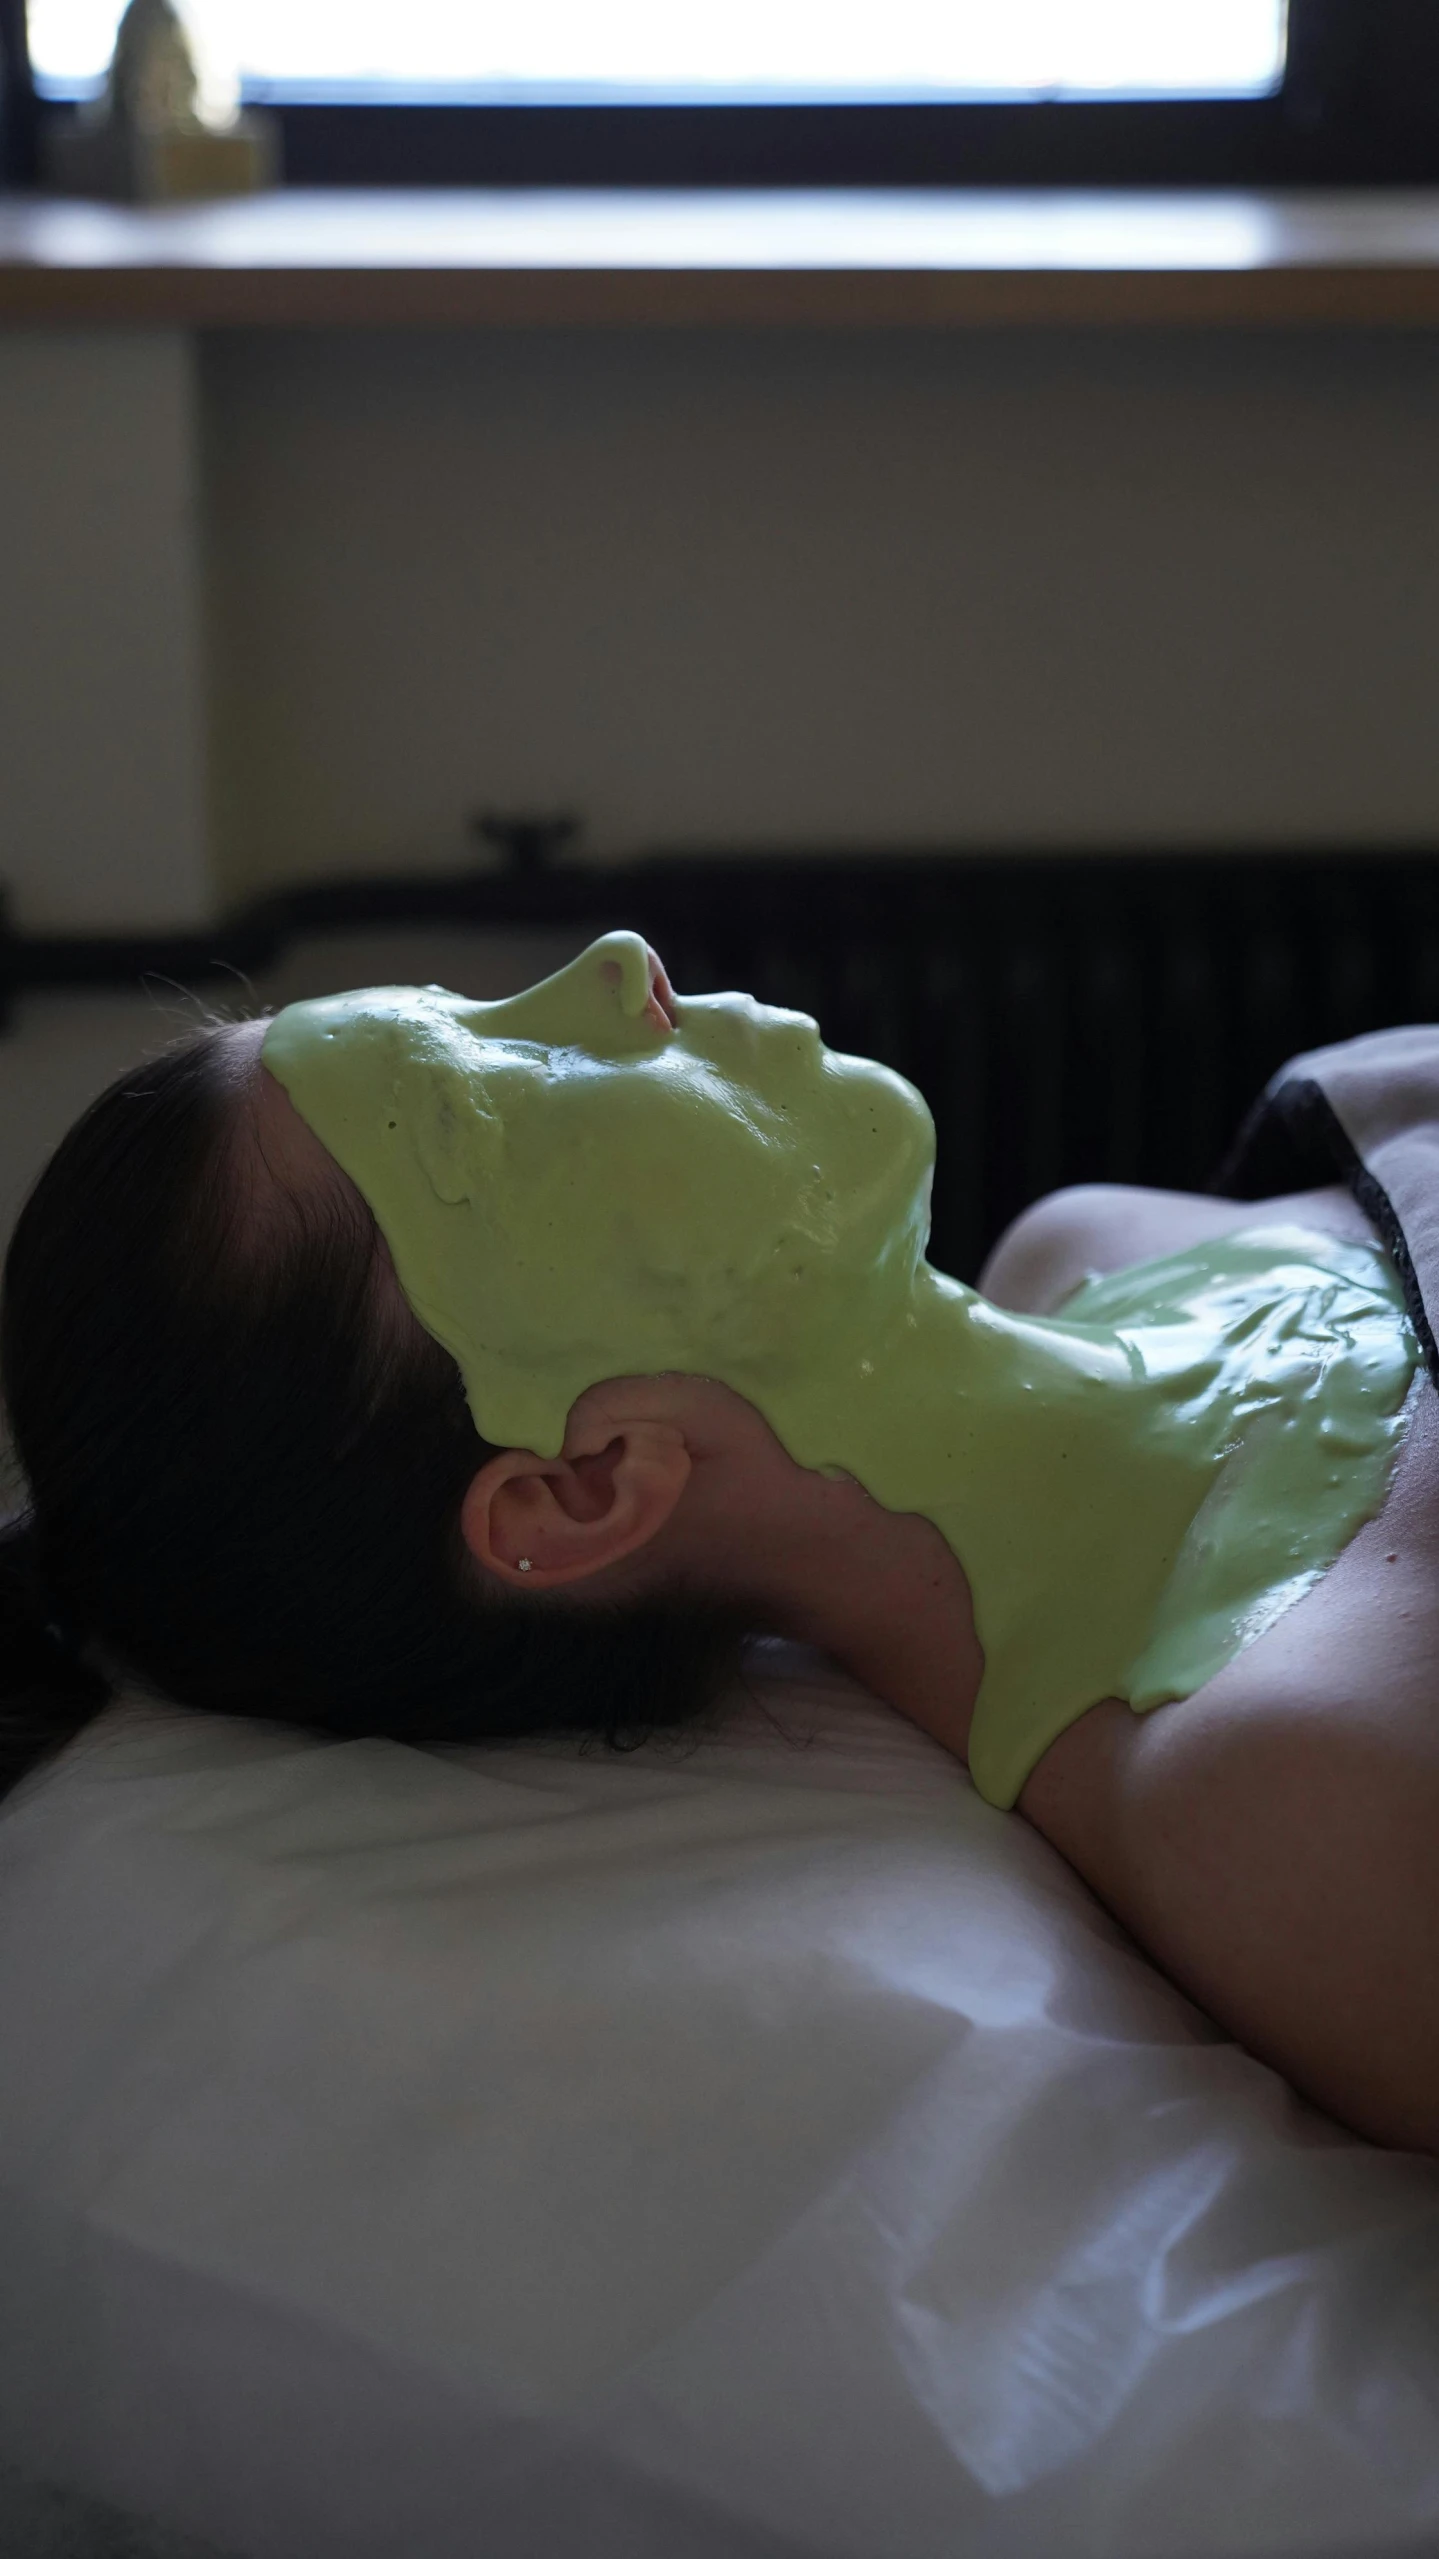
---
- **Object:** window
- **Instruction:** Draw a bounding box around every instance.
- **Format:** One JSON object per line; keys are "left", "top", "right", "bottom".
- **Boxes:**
{"left": 11, "top": 0, "right": 1439, "bottom": 188}
{"left": 29, "top": 1, "right": 1287, "bottom": 107}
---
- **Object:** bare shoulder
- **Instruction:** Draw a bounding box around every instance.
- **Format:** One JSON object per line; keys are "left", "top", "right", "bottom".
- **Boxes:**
{"left": 979, "top": 1180, "right": 1378, "bottom": 1315}
{"left": 989, "top": 1172, "right": 1439, "bottom": 2144}
{"left": 1021, "top": 1371, "right": 1439, "bottom": 2149}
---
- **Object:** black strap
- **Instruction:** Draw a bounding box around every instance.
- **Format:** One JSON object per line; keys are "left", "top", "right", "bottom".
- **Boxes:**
{"left": 1214, "top": 1074, "right": 1439, "bottom": 1395}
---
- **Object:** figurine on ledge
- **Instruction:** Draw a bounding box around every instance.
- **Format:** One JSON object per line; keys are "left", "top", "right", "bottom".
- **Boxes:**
{"left": 42, "top": 0, "right": 278, "bottom": 203}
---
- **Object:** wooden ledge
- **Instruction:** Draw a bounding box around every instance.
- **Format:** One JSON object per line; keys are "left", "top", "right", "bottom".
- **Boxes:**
{"left": 5, "top": 187, "right": 1439, "bottom": 327}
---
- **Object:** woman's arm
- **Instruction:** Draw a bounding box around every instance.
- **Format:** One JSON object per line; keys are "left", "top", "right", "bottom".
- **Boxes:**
{"left": 986, "top": 1176, "right": 1439, "bottom": 2153}
{"left": 1018, "top": 1482, "right": 1439, "bottom": 2154}
{"left": 980, "top": 1181, "right": 1376, "bottom": 1316}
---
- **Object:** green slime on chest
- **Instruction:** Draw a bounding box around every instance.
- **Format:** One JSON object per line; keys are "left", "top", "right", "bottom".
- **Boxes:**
{"left": 262, "top": 931, "right": 1418, "bottom": 1809}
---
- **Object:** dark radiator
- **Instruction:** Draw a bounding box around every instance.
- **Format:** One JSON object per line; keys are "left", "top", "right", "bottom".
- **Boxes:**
{"left": 640, "top": 854, "right": 1439, "bottom": 1281}
{"left": 5, "top": 850, "right": 1438, "bottom": 1282}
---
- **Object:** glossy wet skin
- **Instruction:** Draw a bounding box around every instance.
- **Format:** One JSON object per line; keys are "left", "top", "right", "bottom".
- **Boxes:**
{"left": 261, "top": 931, "right": 1417, "bottom": 1809}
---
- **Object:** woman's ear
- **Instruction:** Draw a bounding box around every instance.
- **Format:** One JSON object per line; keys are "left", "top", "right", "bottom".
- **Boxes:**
{"left": 459, "top": 1420, "right": 691, "bottom": 1591}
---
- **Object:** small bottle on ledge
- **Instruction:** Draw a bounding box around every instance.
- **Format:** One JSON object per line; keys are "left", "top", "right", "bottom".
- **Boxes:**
{"left": 42, "top": 0, "right": 279, "bottom": 203}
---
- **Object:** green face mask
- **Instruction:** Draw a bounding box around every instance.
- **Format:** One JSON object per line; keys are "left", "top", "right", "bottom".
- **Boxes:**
{"left": 261, "top": 931, "right": 937, "bottom": 1457}
{"left": 263, "top": 930, "right": 1417, "bottom": 1808}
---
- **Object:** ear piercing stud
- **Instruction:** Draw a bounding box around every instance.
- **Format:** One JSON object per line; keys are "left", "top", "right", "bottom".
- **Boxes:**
{"left": 517, "top": 1558, "right": 533, "bottom": 1573}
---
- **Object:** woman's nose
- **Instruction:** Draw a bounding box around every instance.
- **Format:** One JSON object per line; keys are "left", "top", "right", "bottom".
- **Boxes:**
{"left": 644, "top": 947, "right": 677, "bottom": 1032}
{"left": 596, "top": 934, "right": 676, "bottom": 1035}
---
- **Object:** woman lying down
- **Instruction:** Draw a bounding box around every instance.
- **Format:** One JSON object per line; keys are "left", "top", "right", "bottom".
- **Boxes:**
{"left": 2, "top": 932, "right": 1437, "bottom": 2153}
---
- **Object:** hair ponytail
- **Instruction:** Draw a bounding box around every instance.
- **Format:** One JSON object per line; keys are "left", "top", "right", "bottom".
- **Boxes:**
{"left": 0, "top": 1512, "right": 114, "bottom": 1801}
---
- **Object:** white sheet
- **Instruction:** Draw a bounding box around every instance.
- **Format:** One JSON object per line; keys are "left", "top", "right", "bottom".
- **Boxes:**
{"left": 1, "top": 1653, "right": 1437, "bottom": 2559}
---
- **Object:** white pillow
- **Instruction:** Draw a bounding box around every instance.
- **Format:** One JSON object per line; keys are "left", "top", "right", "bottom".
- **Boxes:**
{"left": 1, "top": 1652, "right": 1437, "bottom": 2559}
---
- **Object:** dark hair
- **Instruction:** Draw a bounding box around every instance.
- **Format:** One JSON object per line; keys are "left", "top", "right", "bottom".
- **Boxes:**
{"left": 0, "top": 1022, "right": 747, "bottom": 1805}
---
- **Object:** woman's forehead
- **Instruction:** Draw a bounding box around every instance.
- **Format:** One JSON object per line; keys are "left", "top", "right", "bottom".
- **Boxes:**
{"left": 233, "top": 1020, "right": 349, "bottom": 1201}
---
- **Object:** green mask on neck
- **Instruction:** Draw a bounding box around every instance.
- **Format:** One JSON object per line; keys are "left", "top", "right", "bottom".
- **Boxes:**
{"left": 262, "top": 931, "right": 1416, "bottom": 1808}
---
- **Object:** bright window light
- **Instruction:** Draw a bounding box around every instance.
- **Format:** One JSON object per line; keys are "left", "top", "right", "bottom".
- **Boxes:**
{"left": 29, "top": 0, "right": 1288, "bottom": 106}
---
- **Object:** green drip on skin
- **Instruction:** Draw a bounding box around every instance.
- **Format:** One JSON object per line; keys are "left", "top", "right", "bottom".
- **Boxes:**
{"left": 262, "top": 930, "right": 1418, "bottom": 1809}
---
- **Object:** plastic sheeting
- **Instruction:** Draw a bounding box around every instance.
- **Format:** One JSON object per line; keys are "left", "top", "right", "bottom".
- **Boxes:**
{"left": 1, "top": 1654, "right": 1437, "bottom": 2559}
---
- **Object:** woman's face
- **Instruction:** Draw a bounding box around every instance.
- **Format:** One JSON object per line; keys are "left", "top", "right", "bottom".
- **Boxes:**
{"left": 261, "top": 930, "right": 935, "bottom": 1455}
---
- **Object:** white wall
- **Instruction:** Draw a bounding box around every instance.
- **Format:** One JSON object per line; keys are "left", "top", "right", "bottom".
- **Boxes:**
{"left": 0, "top": 330, "right": 212, "bottom": 931}
{"left": 5, "top": 319, "right": 1439, "bottom": 925}
{"left": 203, "top": 323, "right": 1439, "bottom": 898}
